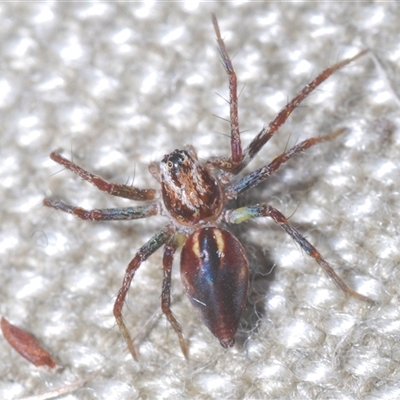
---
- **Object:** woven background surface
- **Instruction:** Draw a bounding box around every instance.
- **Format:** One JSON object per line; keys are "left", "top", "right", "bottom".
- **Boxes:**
{"left": 1, "top": 3, "right": 399, "bottom": 399}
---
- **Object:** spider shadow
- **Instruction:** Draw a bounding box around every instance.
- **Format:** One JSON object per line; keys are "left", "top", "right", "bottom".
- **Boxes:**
{"left": 235, "top": 224, "right": 277, "bottom": 349}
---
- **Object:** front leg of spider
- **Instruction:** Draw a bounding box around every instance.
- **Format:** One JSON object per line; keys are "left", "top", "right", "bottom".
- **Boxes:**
{"left": 209, "top": 17, "right": 367, "bottom": 174}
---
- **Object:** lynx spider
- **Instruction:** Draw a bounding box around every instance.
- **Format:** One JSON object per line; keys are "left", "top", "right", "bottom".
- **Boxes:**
{"left": 44, "top": 15, "right": 372, "bottom": 360}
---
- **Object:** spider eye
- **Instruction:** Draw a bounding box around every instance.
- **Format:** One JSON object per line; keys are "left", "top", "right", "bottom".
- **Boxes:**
{"left": 163, "top": 150, "right": 191, "bottom": 174}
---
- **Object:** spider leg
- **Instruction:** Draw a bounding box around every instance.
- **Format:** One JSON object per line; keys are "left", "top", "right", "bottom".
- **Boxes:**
{"left": 226, "top": 205, "right": 374, "bottom": 304}
{"left": 162, "top": 241, "right": 188, "bottom": 359}
{"left": 43, "top": 199, "right": 159, "bottom": 221}
{"left": 226, "top": 128, "right": 345, "bottom": 198}
{"left": 238, "top": 50, "right": 368, "bottom": 172}
{"left": 49, "top": 152, "right": 157, "bottom": 201}
{"left": 211, "top": 14, "right": 242, "bottom": 166}
{"left": 113, "top": 225, "right": 175, "bottom": 360}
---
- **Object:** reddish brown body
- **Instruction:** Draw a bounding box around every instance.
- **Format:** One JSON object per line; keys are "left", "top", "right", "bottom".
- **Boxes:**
{"left": 160, "top": 149, "right": 248, "bottom": 348}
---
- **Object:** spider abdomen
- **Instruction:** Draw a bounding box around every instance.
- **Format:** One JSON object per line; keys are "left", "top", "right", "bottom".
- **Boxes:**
{"left": 180, "top": 227, "right": 249, "bottom": 347}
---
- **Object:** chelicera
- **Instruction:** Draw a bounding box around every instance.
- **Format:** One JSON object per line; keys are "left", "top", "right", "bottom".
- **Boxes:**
{"left": 44, "top": 15, "right": 372, "bottom": 360}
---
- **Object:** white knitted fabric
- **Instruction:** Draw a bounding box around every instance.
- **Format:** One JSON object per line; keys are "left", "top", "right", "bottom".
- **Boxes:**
{"left": 1, "top": 3, "right": 399, "bottom": 399}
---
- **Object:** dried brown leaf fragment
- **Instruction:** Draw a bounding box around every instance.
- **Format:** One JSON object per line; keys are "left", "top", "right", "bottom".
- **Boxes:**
{"left": 1, "top": 317, "right": 56, "bottom": 368}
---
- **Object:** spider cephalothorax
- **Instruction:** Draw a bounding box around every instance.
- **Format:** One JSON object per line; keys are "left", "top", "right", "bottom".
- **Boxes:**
{"left": 160, "top": 149, "right": 224, "bottom": 225}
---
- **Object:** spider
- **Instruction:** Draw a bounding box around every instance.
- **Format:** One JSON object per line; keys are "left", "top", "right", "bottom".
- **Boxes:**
{"left": 44, "top": 15, "right": 372, "bottom": 360}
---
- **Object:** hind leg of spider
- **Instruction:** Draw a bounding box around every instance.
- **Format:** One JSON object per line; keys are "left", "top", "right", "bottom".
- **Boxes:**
{"left": 113, "top": 226, "right": 174, "bottom": 360}
{"left": 226, "top": 204, "right": 374, "bottom": 304}
{"left": 48, "top": 152, "right": 157, "bottom": 201}
{"left": 226, "top": 128, "right": 345, "bottom": 198}
{"left": 43, "top": 199, "right": 159, "bottom": 221}
{"left": 161, "top": 242, "right": 188, "bottom": 358}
